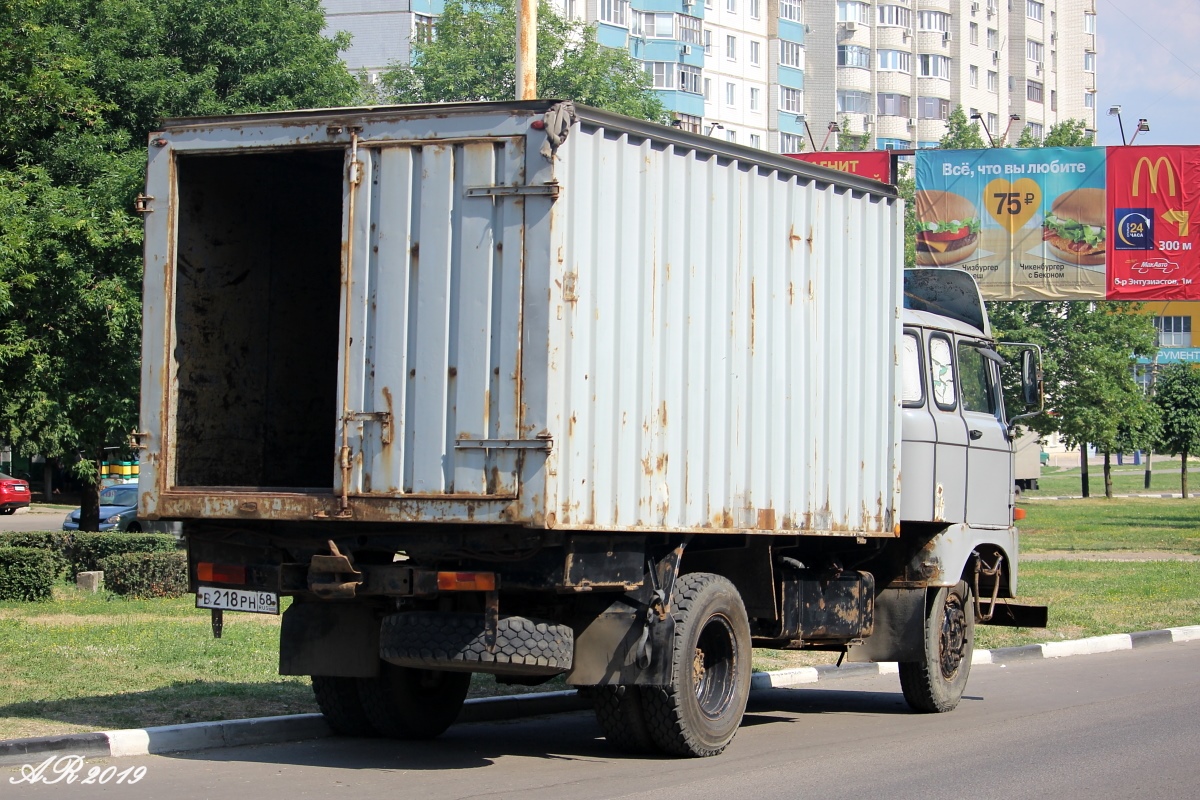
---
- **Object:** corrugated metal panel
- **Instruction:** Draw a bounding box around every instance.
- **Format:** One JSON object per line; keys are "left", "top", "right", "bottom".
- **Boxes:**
{"left": 546, "top": 119, "right": 903, "bottom": 535}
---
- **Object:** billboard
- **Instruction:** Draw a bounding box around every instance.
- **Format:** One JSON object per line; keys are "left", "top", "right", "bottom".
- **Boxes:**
{"left": 785, "top": 151, "right": 892, "bottom": 183}
{"left": 1106, "top": 146, "right": 1200, "bottom": 300}
{"left": 915, "top": 147, "right": 1108, "bottom": 300}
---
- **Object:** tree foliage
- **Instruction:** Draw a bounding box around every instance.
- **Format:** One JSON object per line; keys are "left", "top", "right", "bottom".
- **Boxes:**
{"left": 380, "top": 0, "right": 668, "bottom": 123}
{"left": 1015, "top": 118, "right": 1095, "bottom": 149}
{"left": 1153, "top": 363, "right": 1200, "bottom": 497}
{"left": 0, "top": 0, "right": 359, "bottom": 528}
{"left": 989, "top": 301, "right": 1158, "bottom": 497}
{"left": 938, "top": 105, "right": 988, "bottom": 149}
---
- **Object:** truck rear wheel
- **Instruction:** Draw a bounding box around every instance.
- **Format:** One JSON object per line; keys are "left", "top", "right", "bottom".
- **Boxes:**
{"left": 898, "top": 580, "right": 975, "bottom": 713}
{"left": 592, "top": 685, "right": 657, "bottom": 754}
{"left": 641, "top": 573, "right": 751, "bottom": 757}
{"left": 357, "top": 662, "right": 471, "bottom": 739}
{"left": 311, "top": 676, "right": 377, "bottom": 737}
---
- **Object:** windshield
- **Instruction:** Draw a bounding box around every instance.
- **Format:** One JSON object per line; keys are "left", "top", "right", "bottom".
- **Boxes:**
{"left": 99, "top": 487, "right": 138, "bottom": 507}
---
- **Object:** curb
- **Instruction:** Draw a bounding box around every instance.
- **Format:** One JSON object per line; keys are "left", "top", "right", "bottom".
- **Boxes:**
{"left": 3, "top": 625, "right": 1198, "bottom": 766}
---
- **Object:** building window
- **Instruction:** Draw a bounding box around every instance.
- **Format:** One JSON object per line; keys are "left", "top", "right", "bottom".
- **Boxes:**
{"left": 1051, "top": 89, "right": 1057, "bottom": 111}
{"left": 750, "top": 86, "right": 760, "bottom": 110}
{"left": 987, "top": 70, "right": 998, "bottom": 92}
{"left": 725, "top": 82, "right": 737, "bottom": 107}
{"left": 749, "top": 40, "right": 761, "bottom": 66}
{"left": 1084, "top": 91, "right": 1095, "bottom": 109}
{"left": 413, "top": 13, "right": 435, "bottom": 43}
{"left": 1084, "top": 51, "right": 1096, "bottom": 72}
{"left": 917, "top": 96, "right": 950, "bottom": 120}
{"left": 877, "top": 92, "right": 910, "bottom": 117}
{"left": 877, "top": 4, "right": 911, "bottom": 28}
{"left": 781, "top": 132, "right": 803, "bottom": 153}
{"left": 1027, "top": 80, "right": 1043, "bottom": 103}
{"left": 1157, "top": 317, "right": 1192, "bottom": 348}
{"left": 675, "top": 113, "right": 702, "bottom": 134}
{"left": 704, "top": 29, "right": 712, "bottom": 55}
{"left": 780, "top": 40, "right": 803, "bottom": 68}
{"left": 726, "top": 129, "right": 737, "bottom": 143}
{"left": 750, "top": 133, "right": 762, "bottom": 148}
{"left": 644, "top": 62, "right": 674, "bottom": 89}
{"left": 1084, "top": 12, "right": 1096, "bottom": 33}
{"left": 1026, "top": 0, "right": 1043, "bottom": 22}
{"left": 838, "top": 44, "right": 872, "bottom": 69}
{"left": 917, "top": 10, "right": 949, "bottom": 32}
{"left": 726, "top": 0, "right": 736, "bottom": 12}
{"left": 780, "top": 86, "right": 802, "bottom": 113}
{"left": 726, "top": 35, "right": 737, "bottom": 60}
{"left": 633, "top": 12, "right": 674, "bottom": 37}
{"left": 677, "top": 14, "right": 702, "bottom": 44}
{"left": 1028, "top": 122, "right": 1044, "bottom": 139}
{"left": 969, "top": 65, "right": 979, "bottom": 87}
{"left": 679, "top": 65, "right": 702, "bottom": 94}
{"left": 877, "top": 49, "right": 911, "bottom": 73}
{"left": 779, "top": 0, "right": 802, "bottom": 22}
{"left": 837, "top": 1, "right": 870, "bottom": 23}
{"left": 987, "top": 112, "right": 998, "bottom": 131}
{"left": 599, "top": 0, "right": 628, "bottom": 26}
{"left": 986, "top": 28, "right": 999, "bottom": 49}
{"left": 1028, "top": 40, "right": 1044, "bottom": 63}
{"left": 969, "top": 22, "right": 979, "bottom": 45}
{"left": 750, "top": 0, "right": 760, "bottom": 19}
{"left": 919, "top": 54, "right": 951, "bottom": 79}
{"left": 837, "top": 89, "right": 872, "bottom": 114}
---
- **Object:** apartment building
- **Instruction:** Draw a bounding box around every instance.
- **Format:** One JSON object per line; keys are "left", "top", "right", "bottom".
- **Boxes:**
{"left": 322, "top": 0, "right": 1098, "bottom": 153}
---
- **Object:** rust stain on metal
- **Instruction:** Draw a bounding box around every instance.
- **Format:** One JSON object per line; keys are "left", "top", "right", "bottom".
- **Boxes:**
{"left": 712, "top": 510, "right": 735, "bottom": 529}
{"left": 807, "top": 280, "right": 815, "bottom": 301}
{"left": 756, "top": 508, "right": 777, "bottom": 530}
{"left": 788, "top": 281, "right": 795, "bottom": 305}
{"left": 656, "top": 454, "right": 668, "bottom": 472}
{"left": 658, "top": 401, "right": 668, "bottom": 428}
{"left": 807, "top": 225, "right": 814, "bottom": 253}
{"left": 788, "top": 225, "right": 802, "bottom": 249}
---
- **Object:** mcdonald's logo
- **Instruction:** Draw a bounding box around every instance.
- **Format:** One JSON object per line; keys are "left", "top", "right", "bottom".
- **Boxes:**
{"left": 1132, "top": 156, "right": 1178, "bottom": 197}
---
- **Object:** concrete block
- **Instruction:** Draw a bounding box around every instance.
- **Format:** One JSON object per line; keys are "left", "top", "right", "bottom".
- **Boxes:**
{"left": 76, "top": 571, "right": 103, "bottom": 593}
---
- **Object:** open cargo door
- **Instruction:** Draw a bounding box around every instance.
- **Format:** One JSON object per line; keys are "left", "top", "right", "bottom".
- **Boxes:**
{"left": 336, "top": 137, "right": 535, "bottom": 501}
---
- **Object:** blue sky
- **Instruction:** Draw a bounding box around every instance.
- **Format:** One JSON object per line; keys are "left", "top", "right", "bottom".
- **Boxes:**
{"left": 1096, "top": 0, "right": 1200, "bottom": 146}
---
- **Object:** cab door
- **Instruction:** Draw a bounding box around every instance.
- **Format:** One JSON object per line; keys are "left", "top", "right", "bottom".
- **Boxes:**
{"left": 957, "top": 339, "right": 1013, "bottom": 527}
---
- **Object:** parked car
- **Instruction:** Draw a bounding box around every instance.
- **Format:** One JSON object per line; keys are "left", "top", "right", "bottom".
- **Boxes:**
{"left": 62, "top": 484, "right": 142, "bottom": 532}
{"left": 0, "top": 472, "right": 32, "bottom": 515}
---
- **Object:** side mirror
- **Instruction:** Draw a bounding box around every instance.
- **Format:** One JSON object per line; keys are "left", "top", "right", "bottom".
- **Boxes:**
{"left": 1020, "top": 349, "right": 1042, "bottom": 408}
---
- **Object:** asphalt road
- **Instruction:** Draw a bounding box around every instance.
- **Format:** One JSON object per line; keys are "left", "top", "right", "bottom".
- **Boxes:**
{"left": 0, "top": 508, "right": 67, "bottom": 533}
{"left": 6, "top": 642, "right": 1198, "bottom": 800}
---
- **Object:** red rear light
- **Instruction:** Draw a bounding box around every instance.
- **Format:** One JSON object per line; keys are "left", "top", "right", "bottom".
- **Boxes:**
{"left": 436, "top": 571, "right": 496, "bottom": 591}
{"left": 197, "top": 562, "right": 247, "bottom": 585}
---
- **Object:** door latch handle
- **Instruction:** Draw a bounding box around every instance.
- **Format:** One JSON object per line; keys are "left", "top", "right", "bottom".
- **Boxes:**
{"left": 969, "top": 429, "right": 983, "bottom": 440}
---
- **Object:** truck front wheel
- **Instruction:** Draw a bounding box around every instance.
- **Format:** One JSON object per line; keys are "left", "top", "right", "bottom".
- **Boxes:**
{"left": 641, "top": 573, "right": 751, "bottom": 757}
{"left": 898, "top": 580, "right": 975, "bottom": 713}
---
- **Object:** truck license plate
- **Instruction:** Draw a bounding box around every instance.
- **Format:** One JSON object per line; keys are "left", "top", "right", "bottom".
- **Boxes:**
{"left": 195, "top": 587, "right": 279, "bottom": 615}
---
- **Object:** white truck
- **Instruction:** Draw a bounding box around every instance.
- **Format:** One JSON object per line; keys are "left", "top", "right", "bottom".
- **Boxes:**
{"left": 136, "top": 100, "right": 1045, "bottom": 757}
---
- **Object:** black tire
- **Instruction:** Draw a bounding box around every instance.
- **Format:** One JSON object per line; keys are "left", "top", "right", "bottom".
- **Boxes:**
{"left": 899, "top": 580, "right": 975, "bottom": 713}
{"left": 0, "top": 508, "right": 15, "bottom": 516}
{"left": 311, "top": 675, "right": 378, "bottom": 737}
{"left": 592, "top": 685, "right": 658, "bottom": 754}
{"left": 125, "top": 522, "right": 142, "bottom": 533}
{"left": 380, "top": 612, "right": 573, "bottom": 676}
{"left": 641, "top": 573, "right": 752, "bottom": 757}
{"left": 357, "top": 662, "right": 471, "bottom": 740}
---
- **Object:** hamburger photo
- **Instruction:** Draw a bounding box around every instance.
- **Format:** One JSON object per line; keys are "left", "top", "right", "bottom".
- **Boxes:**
{"left": 1042, "top": 187, "right": 1105, "bottom": 266}
{"left": 914, "top": 190, "right": 981, "bottom": 266}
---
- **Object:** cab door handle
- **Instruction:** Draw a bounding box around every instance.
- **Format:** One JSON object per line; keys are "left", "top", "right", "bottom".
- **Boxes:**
{"left": 969, "top": 429, "right": 983, "bottom": 440}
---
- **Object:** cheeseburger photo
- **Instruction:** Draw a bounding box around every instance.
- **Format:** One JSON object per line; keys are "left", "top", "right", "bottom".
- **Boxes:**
{"left": 914, "top": 190, "right": 981, "bottom": 266}
{"left": 1042, "top": 187, "right": 1105, "bottom": 266}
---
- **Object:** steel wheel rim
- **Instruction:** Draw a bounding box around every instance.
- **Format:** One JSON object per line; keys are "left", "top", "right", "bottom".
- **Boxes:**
{"left": 939, "top": 591, "right": 967, "bottom": 679}
{"left": 693, "top": 613, "right": 738, "bottom": 719}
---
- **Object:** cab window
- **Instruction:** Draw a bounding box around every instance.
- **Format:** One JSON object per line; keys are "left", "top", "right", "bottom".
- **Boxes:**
{"left": 902, "top": 331, "right": 925, "bottom": 407}
{"left": 929, "top": 334, "right": 956, "bottom": 410}
{"left": 957, "top": 342, "right": 998, "bottom": 416}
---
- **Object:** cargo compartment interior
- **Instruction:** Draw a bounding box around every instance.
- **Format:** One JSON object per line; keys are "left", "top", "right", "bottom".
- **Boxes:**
{"left": 172, "top": 150, "right": 345, "bottom": 488}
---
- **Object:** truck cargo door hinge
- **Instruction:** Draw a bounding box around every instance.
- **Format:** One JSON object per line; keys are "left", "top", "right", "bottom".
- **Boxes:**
{"left": 134, "top": 195, "right": 154, "bottom": 213}
{"left": 129, "top": 430, "right": 150, "bottom": 450}
{"left": 466, "top": 182, "right": 561, "bottom": 199}
{"left": 454, "top": 436, "right": 552, "bottom": 452}
{"left": 346, "top": 410, "right": 393, "bottom": 445}
{"left": 308, "top": 540, "right": 363, "bottom": 600}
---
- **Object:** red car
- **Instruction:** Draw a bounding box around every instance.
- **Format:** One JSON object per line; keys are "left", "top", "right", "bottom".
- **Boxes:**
{"left": 0, "top": 473, "right": 31, "bottom": 515}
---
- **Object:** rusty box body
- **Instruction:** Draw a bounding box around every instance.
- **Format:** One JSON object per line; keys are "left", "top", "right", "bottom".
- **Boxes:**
{"left": 138, "top": 101, "right": 903, "bottom": 538}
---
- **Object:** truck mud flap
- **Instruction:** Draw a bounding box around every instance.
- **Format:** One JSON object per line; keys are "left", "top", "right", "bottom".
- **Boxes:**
{"left": 379, "top": 612, "right": 574, "bottom": 676}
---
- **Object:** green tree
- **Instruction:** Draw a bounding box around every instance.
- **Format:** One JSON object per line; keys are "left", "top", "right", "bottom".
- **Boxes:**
{"left": 836, "top": 116, "right": 871, "bottom": 151}
{"left": 381, "top": 0, "right": 668, "bottom": 123}
{"left": 0, "top": 0, "right": 359, "bottom": 529}
{"left": 895, "top": 162, "right": 918, "bottom": 268}
{"left": 1153, "top": 363, "right": 1200, "bottom": 497}
{"left": 938, "top": 105, "right": 988, "bottom": 149}
{"left": 1014, "top": 118, "right": 1095, "bottom": 149}
{"left": 989, "top": 301, "right": 1158, "bottom": 497}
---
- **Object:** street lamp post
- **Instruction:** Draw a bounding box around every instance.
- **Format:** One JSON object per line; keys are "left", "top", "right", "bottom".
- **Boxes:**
{"left": 1108, "top": 105, "right": 1127, "bottom": 145}
{"left": 969, "top": 112, "right": 997, "bottom": 147}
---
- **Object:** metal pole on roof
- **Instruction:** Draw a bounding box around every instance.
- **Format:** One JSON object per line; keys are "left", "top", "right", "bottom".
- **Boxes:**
{"left": 516, "top": 0, "right": 537, "bottom": 100}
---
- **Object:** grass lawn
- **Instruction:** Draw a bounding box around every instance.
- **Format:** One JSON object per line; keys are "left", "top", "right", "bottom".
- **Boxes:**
{"left": 2, "top": 497, "right": 1198, "bottom": 740}
{"left": 1025, "top": 456, "right": 1200, "bottom": 498}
